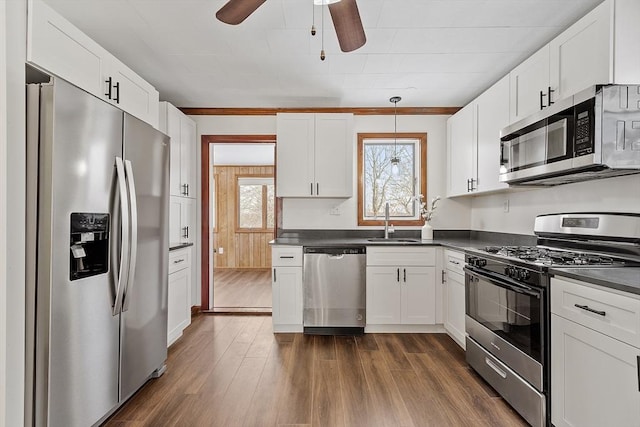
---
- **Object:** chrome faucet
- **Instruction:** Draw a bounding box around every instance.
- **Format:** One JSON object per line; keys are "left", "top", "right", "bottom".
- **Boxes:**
{"left": 384, "top": 202, "right": 390, "bottom": 239}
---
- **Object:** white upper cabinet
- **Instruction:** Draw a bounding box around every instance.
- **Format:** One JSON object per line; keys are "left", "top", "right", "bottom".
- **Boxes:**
{"left": 509, "top": 45, "right": 551, "bottom": 123}
{"left": 159, "top": 102, "right": 197, "bottom": 198}
{"left": 27, "top": 0, "right": 159, "bottom": 127}
{"left": 103, "top": 60, "right": 159, "bottom": 128}
{"left": 447, "top": 75, "right": 509, "bottom": 197}
{"left": 276, "top": 113, "right": 353, "bottom": 198}
{"left": 475, "top": 76, "right": 510, "bottom": 194}
{"left": 509, "top": 0, "right": 640, "bottom": 124}
{"left": 549, "top": 0, "right": 611, "bottom": 102}
{"left": 447, "top": 103, "right": 474, "bottom": 197}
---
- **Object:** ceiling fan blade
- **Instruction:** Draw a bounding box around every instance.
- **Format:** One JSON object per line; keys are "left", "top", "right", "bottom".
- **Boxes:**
{"left": 328, "top": 0, "right": 366, "bottom": 52}
{"left": 216, "top": 0, "right": 266, "bottom": 25}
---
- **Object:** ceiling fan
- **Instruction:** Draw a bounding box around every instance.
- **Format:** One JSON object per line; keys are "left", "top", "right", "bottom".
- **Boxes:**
{"left": 215, "top": 0, "right": 366, "bottom": 53}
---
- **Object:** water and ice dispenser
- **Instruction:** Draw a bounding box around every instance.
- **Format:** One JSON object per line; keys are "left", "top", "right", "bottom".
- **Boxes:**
{"left": 70, "top": 213, "right": 109, "bottom": 280}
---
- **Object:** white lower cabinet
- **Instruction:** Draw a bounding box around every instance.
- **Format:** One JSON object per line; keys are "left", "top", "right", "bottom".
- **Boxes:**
{"left": 366, "top": 247, "right": 436, "bottom": 331}
{"left": 271, "top": 246, "right": 303, "bottom": 332}
{"left": 167, "top": 247, "right": 192, "bottom": 347}
{"left": 443, "top": 249, "right": 466, "bottom": 348}
{"left": 551, "top": 277, "right": 640, "bottom": 427}
{"left": 169, "top": 196, "right": 195, "bottom": 245}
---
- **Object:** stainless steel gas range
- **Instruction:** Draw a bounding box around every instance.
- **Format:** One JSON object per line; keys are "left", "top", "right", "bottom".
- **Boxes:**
{"left": 463, "top": 213, "right": 640, "bottom": 427}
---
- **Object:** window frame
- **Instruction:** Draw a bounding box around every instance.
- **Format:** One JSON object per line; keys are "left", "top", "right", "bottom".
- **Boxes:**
{"left": 235, "top": 174, "right": 275, "bottom": 232}
{"left": 357, "top": 132, "right": 427, "bottom": 226}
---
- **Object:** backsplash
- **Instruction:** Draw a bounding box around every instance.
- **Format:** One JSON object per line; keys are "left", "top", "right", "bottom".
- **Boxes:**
{"left": 471, "top": 174, "right": 640, "bottom": 235}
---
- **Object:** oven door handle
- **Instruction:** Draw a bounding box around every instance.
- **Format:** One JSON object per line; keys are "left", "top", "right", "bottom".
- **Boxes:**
{"left": 464, "top": 266, "right": 541, "bottom": 298}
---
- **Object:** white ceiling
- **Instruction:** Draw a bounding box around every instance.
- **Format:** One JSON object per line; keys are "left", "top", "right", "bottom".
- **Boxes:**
{"left": 41, "top": 0, "right": 603, "bottom": 108}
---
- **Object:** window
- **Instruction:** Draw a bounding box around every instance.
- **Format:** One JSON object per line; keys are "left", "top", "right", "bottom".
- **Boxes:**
{"left": 237, "top": 176, "right": 275, "bottom": 231}
{"left": 358, "top": 133, "right": 427, "bottom": 226}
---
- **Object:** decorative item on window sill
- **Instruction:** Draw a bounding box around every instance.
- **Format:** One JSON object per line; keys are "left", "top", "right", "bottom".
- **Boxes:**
{"left": 417, "top": 195, "right": 440, "bottom": 240}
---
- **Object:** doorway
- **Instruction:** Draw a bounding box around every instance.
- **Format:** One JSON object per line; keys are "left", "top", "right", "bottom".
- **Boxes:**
{"left": 200, "top": 135, "right": 277, "bottom": 313}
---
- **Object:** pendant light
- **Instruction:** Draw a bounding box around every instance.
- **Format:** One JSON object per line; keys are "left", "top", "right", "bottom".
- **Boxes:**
{"left": 390, "top": 96, "right": 401, "bottom": 175}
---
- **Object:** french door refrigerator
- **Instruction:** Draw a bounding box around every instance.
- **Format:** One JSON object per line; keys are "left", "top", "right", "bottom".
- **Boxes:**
{"left": 26, "top": 77, "right": 170, "bottom": 427}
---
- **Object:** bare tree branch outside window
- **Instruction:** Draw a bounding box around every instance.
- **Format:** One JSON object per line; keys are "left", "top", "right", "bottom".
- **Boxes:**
{"left": 363, "top": 140, "right": 418, "bottom": 220}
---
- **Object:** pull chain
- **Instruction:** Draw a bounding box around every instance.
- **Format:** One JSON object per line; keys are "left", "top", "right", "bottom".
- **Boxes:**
{"left": 320, "top": 4, "right": 325, "bottom": 60}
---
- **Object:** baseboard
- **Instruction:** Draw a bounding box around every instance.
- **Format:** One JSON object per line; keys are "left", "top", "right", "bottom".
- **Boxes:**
{"left": 364, "top": 324, "right": 447, "bottom": 333}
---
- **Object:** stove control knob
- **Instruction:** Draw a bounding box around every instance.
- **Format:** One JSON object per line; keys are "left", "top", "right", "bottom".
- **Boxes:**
{"left": 519, "top": 270, "right": 530, "bottom": 280}
{"left": 504, "top": 266, "right": 511, "bottom": 276}
{"left": 478, "top": 259, "right": 487, "bottom": 268}
{"left": 468, "top": 257, "right": 477, "bottom": 267}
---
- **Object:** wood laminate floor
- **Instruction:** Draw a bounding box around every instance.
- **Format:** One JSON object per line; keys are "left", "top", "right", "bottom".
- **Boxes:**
{"left": 213, "top": 269, "right": 272, "bottom": 309}
{"left": 105, "top": 315, "right": 527, "bottom": 427}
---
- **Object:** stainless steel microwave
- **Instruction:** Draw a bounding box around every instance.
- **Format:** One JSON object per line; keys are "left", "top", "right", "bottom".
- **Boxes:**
{"left": 499, "top": 85, "right": 640, "bottom": 186}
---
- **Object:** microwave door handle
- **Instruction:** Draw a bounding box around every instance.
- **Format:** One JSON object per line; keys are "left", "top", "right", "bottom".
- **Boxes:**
{"left": 122, "top": 160, "right": 138, "bottom": 312}
{"left": 113, "top": 157, "right": 130, "bottom": 316}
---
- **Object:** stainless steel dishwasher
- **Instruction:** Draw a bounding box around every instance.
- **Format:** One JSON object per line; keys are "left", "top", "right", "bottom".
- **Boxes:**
{"left": 303, "top": 246, "right": 366, "bottom": 335}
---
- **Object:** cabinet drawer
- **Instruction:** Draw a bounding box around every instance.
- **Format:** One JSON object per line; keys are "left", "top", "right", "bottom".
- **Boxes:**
{"left": 272, "top": 246, "right": 303, "bottom": 267}
{"left": 169, "top": 248, "right": 190, "bottom": 274}
{"left": 551, "top": 277, "right": 640, "bottom": 348}
{"left": 367, "top": 246, "right": 435, "bottom": 266}
{"left": 444, "top": 249, "right": 465, "bottom": 275}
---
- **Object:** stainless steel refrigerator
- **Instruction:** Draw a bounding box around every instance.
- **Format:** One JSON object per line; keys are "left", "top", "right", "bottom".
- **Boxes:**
{"left": 25, "top": 77, "right": 170, "bottom": 427}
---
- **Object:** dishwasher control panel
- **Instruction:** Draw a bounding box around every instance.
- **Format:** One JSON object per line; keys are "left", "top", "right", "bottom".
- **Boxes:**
{"left": 304, "top": 246, "right": 366, "bottom": 255}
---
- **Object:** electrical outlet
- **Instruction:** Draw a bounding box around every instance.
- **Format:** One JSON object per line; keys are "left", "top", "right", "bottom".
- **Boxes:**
{"left": 218, "top": 247, "right": 224, "bottom": 254}
{"left": 330, "top": 206, "right": 341, "bottom": 215}
{"left": 503, "top": 199, "right": 510, "bottom": 213}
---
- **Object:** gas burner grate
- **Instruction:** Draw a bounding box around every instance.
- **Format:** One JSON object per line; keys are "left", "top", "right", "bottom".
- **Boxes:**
{"left": 482, "top": 246, "right": 624, "bottom": 267}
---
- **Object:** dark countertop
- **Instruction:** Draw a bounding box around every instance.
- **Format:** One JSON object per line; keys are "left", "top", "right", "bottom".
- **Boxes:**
{"left": 270, "top": 229, "right": 640, "bottom": 296}
{"left": 550, "top": 267, "right": 640, "bottom": 295}
{"left": 169, "top": 242, "right": 194, "bottom": 251}
{"left": 270, "top": 229, "right": 536, "bottom": 251}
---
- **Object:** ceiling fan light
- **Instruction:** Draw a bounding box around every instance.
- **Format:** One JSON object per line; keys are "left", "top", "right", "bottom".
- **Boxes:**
{"left": 313, "top": 0, "right": 341, "bottom": 5}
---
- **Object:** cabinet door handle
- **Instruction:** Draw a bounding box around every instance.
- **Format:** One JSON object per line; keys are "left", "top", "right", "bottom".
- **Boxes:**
{"left": 273, "top": 268, "right": 276, "bottom": 282}
{"left": 173, "top": 258, "right": 185, "bottom": 264}
{"left": 403, "top": 268, "right": 407, "bottom": 283}
{"left": 105, "top": 77, "right": 113, "bottom": 99}
{"left": 396, "top": 268, "right": 400, "bottom": 283}
{"left": 469, "top": 178, "right": 476, "bottom": 191}
{"left": 279, "top": 256, "right": 294, "bottom": 259}
{"left": 186, "top": 184, "right": 190, "bottom": 196}
{"left": 442, "top": 270, "right": 446, "bottom": 283}
{"left": 113, "top": 81, "right": 120, "bottom": 104}
{"left": 310, "top": 183, "right": 313, "bottom": 196}
{"left": 540, "top": 90, "right": 547, "bottom": 110}
{"left": 449, "top": 260, "right": 460, "bottom": 266}
{"left": 316, "top": 183, "right": 319, "bottom": 196}
{"left": 574, "top": 304, "right": 606, "bottom": 316}
{"left": 466, "top": 179, "right": 471, "bottom": 192}
{"left": 547, "top": 86, "right": 555, "bottom": 106}
{"left": 637, "top": 355, "right": 640, "bottom": 392}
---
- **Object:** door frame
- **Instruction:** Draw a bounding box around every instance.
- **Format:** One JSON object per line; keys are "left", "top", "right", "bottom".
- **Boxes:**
{"left": 200, "top": 134, "right": 277, "bottom": 310}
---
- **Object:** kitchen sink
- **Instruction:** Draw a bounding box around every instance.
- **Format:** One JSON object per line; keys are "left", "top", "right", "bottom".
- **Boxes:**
{"left": 367, "top": 238, "right": 421, "bottom": 243}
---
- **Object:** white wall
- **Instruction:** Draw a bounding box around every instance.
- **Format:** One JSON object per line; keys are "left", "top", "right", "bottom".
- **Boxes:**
{"left": 2, "top": 1, "right": 27, "bottom": 426}
{"left": 191, "top": 114, "right": 472, "bottom": 232}
{"left": 0, "top": 1, "right": 7, "bottom": 424}
{"left": 471, "top": 174, "right": 640, "bottom": 235}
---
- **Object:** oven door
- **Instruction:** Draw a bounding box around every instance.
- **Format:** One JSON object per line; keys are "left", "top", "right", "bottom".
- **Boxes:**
{"left": 464, "top": 266, "right": 544, "bottom": 391}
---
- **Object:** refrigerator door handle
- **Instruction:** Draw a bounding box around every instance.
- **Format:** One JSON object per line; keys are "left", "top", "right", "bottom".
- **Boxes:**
{"left": 122, "top": 159, "right": 138, "bottom": 312}
{"left": 113, "top": 157, "right": 130, "bottom": 315}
